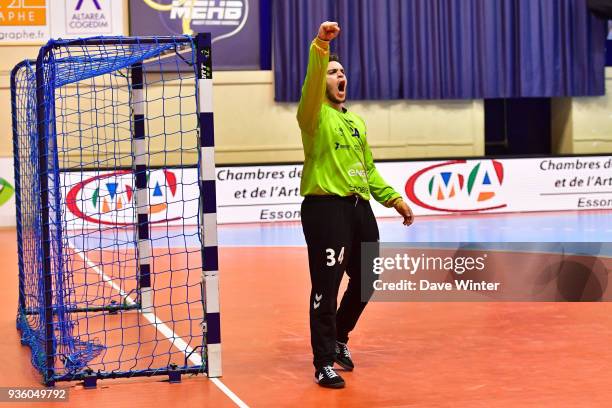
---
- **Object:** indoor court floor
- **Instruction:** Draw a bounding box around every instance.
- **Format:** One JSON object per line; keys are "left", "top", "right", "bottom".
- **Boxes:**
{"left": 1, "top": 209, "right": 612, "bottom": 407}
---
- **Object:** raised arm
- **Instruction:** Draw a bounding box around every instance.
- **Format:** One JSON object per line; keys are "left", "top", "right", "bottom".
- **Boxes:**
{"left": 296, "top": 22, "right": 340, "bottom": 133}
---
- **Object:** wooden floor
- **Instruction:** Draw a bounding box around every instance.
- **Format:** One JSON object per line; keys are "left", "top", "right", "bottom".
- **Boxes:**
{"left": 2, "top": 228, "right": 612, "bottom": 407}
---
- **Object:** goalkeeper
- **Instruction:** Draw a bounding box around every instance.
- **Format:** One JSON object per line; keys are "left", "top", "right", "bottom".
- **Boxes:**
{"left": 297, "top": 21, "right": 414, "bottom": 389}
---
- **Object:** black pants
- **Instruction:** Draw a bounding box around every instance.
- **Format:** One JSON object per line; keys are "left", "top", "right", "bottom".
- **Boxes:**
{"left": 301, "top": 195, "right": 379, "bottom": 369}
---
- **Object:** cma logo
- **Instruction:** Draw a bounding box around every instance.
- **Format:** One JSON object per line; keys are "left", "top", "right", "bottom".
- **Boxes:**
{"left": 405, "top": 160, "right": 506, "bottom": 212}
{"left": 66, "top": 169, "right": 180, "bottom": 226}
{"left": 170, "top": 0, "right": 244, "bottom": 26}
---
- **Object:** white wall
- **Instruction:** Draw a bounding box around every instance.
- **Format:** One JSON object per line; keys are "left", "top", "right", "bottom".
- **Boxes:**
{"left": 211, "top": 71, "right": 484, "bottom": 164}
{"left": 553, "top": 67, "right": 612, "bottom": 154}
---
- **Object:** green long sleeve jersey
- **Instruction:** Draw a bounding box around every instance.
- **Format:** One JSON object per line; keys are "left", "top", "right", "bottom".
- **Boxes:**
{"left": 297, "top": 37, "right": 401, "bottom": 207}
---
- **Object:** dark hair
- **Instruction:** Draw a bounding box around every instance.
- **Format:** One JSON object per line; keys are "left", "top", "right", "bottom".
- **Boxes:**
{"left": 329, "top": 53, "right": 341, "bottom": 64}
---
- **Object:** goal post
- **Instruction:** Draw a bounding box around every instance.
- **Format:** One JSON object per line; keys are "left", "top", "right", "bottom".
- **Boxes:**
{"left": 195, "top": 33, "right": 222, "bottom": 379}
{"left": 11, "top": 34, "right": 221, "bottom": 386}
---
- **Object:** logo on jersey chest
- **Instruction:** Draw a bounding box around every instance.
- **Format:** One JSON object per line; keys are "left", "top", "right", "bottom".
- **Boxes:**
{"left": 335, "top": 118, "right": 363, "bottom": 139}
{"left": 335, "top": 142, "right": 351, "bottom": 150}
{"left": 334, "top": 123, "right": 363, "bottom": 151}
{"left": 343, "top": 118, "right": 361, "bottom": 138}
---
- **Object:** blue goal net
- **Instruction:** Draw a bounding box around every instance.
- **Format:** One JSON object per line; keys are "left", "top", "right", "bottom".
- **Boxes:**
{"left": 11, "top": 35, "right": 221, "bottom": 386}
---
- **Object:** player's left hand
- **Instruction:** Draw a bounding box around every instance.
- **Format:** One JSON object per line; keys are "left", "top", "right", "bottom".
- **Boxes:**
{"left": 393, "top": 199, "right": 414, "bottom": 226}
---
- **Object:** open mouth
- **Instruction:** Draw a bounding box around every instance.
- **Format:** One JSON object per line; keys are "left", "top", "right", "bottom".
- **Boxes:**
{"left": 338, "top": 81, "right": 346, "bottom": 93}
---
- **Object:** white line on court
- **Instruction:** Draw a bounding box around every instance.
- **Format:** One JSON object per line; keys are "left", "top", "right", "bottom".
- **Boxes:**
{"left": 67, "top": 240, "right": 249, "bottom": 408}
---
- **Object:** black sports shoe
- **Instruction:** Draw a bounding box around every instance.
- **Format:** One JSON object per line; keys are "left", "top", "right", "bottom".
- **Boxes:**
{"left": 334, "top": 341, "right": 354, "bottom": 371}
{"left": 315, "top": 365, "right": 345, "bottom": 388}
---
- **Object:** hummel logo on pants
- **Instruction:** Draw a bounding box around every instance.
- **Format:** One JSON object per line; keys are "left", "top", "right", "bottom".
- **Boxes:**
{"left": 313, "top": 293, "right": 322, "bottom": 309}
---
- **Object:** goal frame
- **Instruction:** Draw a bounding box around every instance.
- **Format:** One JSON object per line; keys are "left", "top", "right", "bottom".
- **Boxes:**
{"left": 10, "top": 34, "right": 221, "bottom": 386}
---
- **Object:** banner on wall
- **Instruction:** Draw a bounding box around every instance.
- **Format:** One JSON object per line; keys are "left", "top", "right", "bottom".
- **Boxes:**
{"left": 50, "top": 0, "right": 124, "bottom": 38}
{"left": 0, "top": 0, "right": 50, "bottom": 43}
{"left": 0, "top": 0, "right": 124, "bottom": 44}
{"left": 58, "top": 155, "right": 612, "bottom": 228}
{"left": 61, "top": 169, "right": 199, "bottom": 228}
{"left": 215, "top": 156, "right": 612, "bottom": 223}
{"left": 129, "top": 0, "right": 261, "bottom": 70}
{"left": 0, "top": 158, "right": 16, "bottom": 227}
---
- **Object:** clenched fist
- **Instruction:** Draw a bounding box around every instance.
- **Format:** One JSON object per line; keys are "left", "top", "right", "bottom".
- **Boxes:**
{"left": 393, "top": 199, "right": 415, "bottom": 227}
{"left": 318, "top": 21, "right": 340, "bottom": 41}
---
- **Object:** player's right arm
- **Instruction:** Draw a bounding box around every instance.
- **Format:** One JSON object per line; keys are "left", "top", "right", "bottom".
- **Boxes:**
{"left": 296, "top": 22, "right": 340, "bottom": 134}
